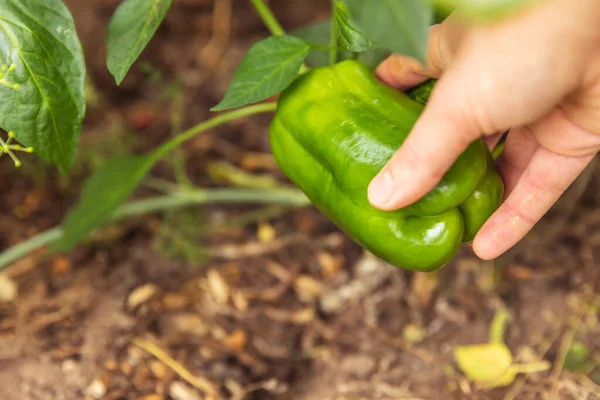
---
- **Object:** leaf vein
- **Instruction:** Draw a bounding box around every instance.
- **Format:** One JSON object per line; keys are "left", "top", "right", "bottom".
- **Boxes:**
{"left": 0, "top": 19, "right": 64, "bottom": 156}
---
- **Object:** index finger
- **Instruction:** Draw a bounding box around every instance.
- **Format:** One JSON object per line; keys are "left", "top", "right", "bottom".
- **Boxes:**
{"left": 376, "top": 18, "right": 466, "bottom": 91}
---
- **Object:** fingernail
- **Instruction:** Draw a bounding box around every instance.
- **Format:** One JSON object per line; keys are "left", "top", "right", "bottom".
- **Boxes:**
{"left": 368, "top": 170, "right": 395, "bottom": 206}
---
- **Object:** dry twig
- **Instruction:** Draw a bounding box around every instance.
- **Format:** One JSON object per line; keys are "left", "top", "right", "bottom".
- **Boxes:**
{"left": 130, "top": 336, "right": 218, "bottom": 397}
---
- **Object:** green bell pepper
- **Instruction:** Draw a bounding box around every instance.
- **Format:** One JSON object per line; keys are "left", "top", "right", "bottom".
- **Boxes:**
{"left": 269, "top": 59, "right": 504, "bottom": 271}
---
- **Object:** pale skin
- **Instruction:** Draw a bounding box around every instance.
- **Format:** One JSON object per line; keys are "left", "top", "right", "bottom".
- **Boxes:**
{"left": 367, "top": 0, "right": 600, "bottom": 260}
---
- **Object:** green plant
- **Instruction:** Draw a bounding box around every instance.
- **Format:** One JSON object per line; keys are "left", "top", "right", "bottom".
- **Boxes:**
{"left": 0, "top": 0, "right": 532, "bottom": 271}
{"left": 453, "top": 308, "right": 550, "bottom": 389}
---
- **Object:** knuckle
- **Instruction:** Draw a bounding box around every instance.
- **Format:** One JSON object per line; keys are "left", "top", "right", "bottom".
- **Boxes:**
{"left": 502, "top": 199, "right": 538, "bottom": 227}
{"left": 400, "top": 143, "right": 445, "bottom": 184}
{"left": 427, "top": 25, "right": 450, "bottom": 76}
{"left": 527, "top": 174, "right": 564, "bottom": 198}
{"left": 498, "top": 152, "right": 521, "bottom": 177}
{"left": 464, "top": 86, "right": 500, "bottom": 134}
{"left": 438, "top": 101, "right": 482, "bottom": 146}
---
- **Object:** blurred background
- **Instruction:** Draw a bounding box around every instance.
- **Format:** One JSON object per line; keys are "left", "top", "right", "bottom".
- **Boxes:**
{"left": 0, "top": 0, "right": 599, "bottom": 399}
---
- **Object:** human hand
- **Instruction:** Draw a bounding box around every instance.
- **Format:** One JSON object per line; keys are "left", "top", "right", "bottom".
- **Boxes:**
{"left": 367, "top": 0, "right": 600, "bottom": 260}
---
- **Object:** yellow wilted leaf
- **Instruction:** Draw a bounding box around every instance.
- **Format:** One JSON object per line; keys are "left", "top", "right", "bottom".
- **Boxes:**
{"left": 482, "top": 365, "right": 519, "bottom": 388}
{"left": 453, "top": 343, "right": 513, "bottom": 385}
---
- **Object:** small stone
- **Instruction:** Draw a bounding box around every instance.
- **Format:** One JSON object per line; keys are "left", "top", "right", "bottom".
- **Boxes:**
{"left": 224, "top": 329, "right": 247, "bottom": 353}
{"left": 62, "top": 359, "right": 77, "bottom": 372}
{"left": 85, "top": 378, "right": 107, "bottom": 399}
{"left": 51, "top": 256, "right": 72, "bottom": 275}
{"left": 317, "top": 251, "right": 344, "bottom": 279}
{"left": 159, "top": 313, "right": 208, "bottom": 338}
{"left": 139, "top": 395, "right": 164, "bottom": 400}
{"left": 127, "top": 345, "right": 145, "bottom": 366}
{"left": 292, "top": 308, "right": 314, "bottom": 324}
{"left": 0, "top": 274, "right": 17, "bottom": 302}
{"left": 162, "top": 292, "right": 189, "bottom": 310}
{"left": 200, "top": 347, "right": 218, "bottom": 360}
{"left": 355, "top": 253, "right": 386, "bottom": 276}
{"left": 340, "top": 354, "right": 377, "bottom": 379}
{"left": 169, "top": 381, "right": 202, "bottom": 400}
{"left": 403, "top": 323, "right": 426, "bottom": 344}
{"left": 127, "top": 283, "right": 159, "bottom": 311}
{"left": 104, "top": 359, "right": 119, "bottom": 371}
{"left": 231, "top": 290, "right": 248, "bottom": 312}
{"left": 120, "top": 362, "right": 133, "bottom": 376}
{"left": 149, "top": 360, "right": 168, "bottom": 379}
{"left": 207, "top": 269, "right": 229, "bottom": 305}
{"left": 293, "top": 275, "right": 322, "bottom": 302}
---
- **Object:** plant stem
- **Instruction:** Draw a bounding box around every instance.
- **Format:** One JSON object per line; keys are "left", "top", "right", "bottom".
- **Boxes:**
{"left": 207, "top": 160, "right": 280, "bottom": 189}
{"left": 489, "top": 307, "right": 509, "bottom": 344}
{"left": 143, "top": 176, "right": 183, "bottom": 193}
{"left": 168, "top": 84, "right": 193, "bottom": 187}
{"left": 0, "top": 228, "right": 63, "bottom": 268}
{"left": 3, "top": 105, "right": 278, "bottom": 266}
{"left": 197, "top": 205, "right": 291, "bottom": 237}
{"left": 0, "top": 188, "right": 309, "bottom": 270}
{"left": 298, "top": 64, "right": 310, "bottom": 75}
{"left": 492, "top": 140, "right": 505, "bottom": 160}
{"left": 513, "top": 361, "right": 551, "bottom": 374}
{"left": 249, "top": 0, "right": 311, "bottom": 75}
{"left": 250, "top": 0, "right": 285, "bottom": 36}
{"left": 156, "top": 102, "right": 277, "bottom": 158}
{"left": 329, "top": 0, "right": 338, "bottom": 66}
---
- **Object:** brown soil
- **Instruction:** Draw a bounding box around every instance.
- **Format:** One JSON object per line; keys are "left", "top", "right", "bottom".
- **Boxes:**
{"left": 0, "top": 1, "right": 599, "bottom": 399}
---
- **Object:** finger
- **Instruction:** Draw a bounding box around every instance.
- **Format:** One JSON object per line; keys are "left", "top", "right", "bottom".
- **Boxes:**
{"left": 367, "top": 4, "right": 582, "bottom": 211}
{"left": 375, "top": 55, "right": 431, "bottom": 91}
{"left": 530, "top": 108, "right": 600, "bottom": 157}
{"left": 496, "top": 127, "right": 539, "bottom": 197}
{"left": 473, "top": 148, "right": 594, "bottom": 260}
{"left": 375, "top": 15, "right": 466, "bottom": 90}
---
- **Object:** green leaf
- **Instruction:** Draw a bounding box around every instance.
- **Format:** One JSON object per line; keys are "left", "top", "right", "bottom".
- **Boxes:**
{"left": 211, "top": 36, "right": 310, "bottom": 111}
{"left": 291, "top": 20, "right": 389, "bottom": 69}
{"left": 0, "top": 0, "right": 86, "bottom": 173}
{"left": 334, "top": 1, "right": 379, "bottom": 52}
{"left": 51, "top": 154, "right": 156, "bottom": 252}
{"left": 453, "top": 343, "right": 513, "bottom": 385}
{"left": 291, "top": 20, "right": 333, "bottom": 68}
{"left": 106, "top": 0, "right": 172, "bottom": 85}
{"left": 344, "top": 0, "right": 433, "bottom": 64}
{"left": 407, "top": 79, "right": 437, "bottom": 105}
{"left": 564, "top": 342, "right": 592, "bottom": 373}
